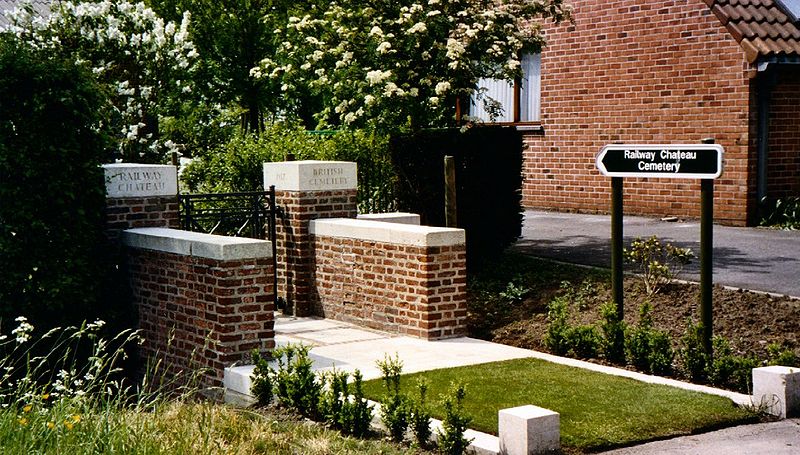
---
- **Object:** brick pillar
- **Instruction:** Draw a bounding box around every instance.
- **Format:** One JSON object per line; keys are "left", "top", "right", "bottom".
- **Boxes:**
{"left": 264, "top": 161, "right": 358, "bottom": 316}
{"left": 103, "top": 164, "right": 180, "bottom": 241}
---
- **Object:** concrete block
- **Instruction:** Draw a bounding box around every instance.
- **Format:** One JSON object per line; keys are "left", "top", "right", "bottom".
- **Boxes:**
{"left": 263, "top": 160, "right": 357, "bottom": 191}
{"left": 752, "top": 366, "right": 800, "bottom": 418}
{"left": 103, "top": 163, "right": 178, "bottom": 198}
{"left": 309, "top": 218, "right": 465, "bottom": 247}
{"left": 122, "top": 227, "right": 273, "bottom": 260}
{"left": 499, "top": 405, "right": 560, "bottom": 455}
{"left": 357, "top": 212, "right": 421, "bottom": 225}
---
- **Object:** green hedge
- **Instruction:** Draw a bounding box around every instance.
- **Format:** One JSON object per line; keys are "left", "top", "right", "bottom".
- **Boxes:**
{"left": 0, "top": 37, "right": 111, "bottom": 329}
{"left": 389, "top": 126, "right": 523, "bottom": 267}
{"left": 182, "top": 125, "right": 395, "bottom": 213}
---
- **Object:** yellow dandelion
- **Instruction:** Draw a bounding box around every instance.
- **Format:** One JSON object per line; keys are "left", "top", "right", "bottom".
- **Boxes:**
{"left": 41, "top": 393, "right": 50, "bottom": 400}
{"left": 64, "top": 420, "right": 74, "bottom": 430}
{"left": 47, "top": 421, "right": 55, "bottom": 429}
{"left": 71, "top": 414, "right": 81, "bottom": 423}
{"left": 22, "top": 404, "right": 32, "bottom": 413}
{"left": 18, "top": 417, "right": 28, "bottom": 426}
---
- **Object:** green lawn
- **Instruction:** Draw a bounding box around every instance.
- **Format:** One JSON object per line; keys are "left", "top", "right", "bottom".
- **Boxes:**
{"left": 362, "top": 358, "right": 755, "bottom": 452}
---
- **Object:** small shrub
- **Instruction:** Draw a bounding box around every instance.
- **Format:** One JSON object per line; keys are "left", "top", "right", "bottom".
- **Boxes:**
{"left": 626, "top": 302, "right": 655, "bottom": 371}
{"left": 272, "top": 344, "right": 321, "bottom": 419}
{"left": 499, "top": 280, "right": 530, "bottom": 304}
{"left": 766, "top": 343, "right": 800, "bottom": 367}
{"left": 648, "top": 330, "right": 675, "bottom": 376}
{"left": 409, "top": 378, "right": 433, "bottom": 447}
{"left": 565, "top": 325, "right": 601, "bottom": 359}
{"left": 599, "top": 302, "right": 627, "bottom": 364}
{"left": 344, "top": 370, "right": 373, "bottom": 437}
{"left": 760, "top": 196, "right": 800, "bottom": 230}
{"left": 437, "top": 382, "right": 473, "bottom": 455}
{"left": 680, "top": 320, "right": 710, "bottom": 382}
{"left": 320, "top": 369, "right": 349, "bottom": 428}
{"left": 544, "top": 295, "right": 571, "bottom": 356}
{"left": 708, "top": 337, "right": 759, "bottom": 393}
{"left": 624, "top": 236, "right": 694, "bottom": 295}
{"left": 377, "top": 354, "right": 409, "bottom": 442}
{"left": 318, "top": 368, "right": 373, "bottom": 436}
{"left": 250, "top": 350, "right": 273, "bottom": 406}
{"left": 625, "top": 302, "right": 674, "bottom": 375}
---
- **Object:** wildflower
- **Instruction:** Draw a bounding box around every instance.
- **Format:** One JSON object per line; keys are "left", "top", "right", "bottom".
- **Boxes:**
{"left": 23, "top": 404, "right": 32, "bottom": 413}
{"left": 41, "top": 393, "right": 50, "bottom": 400}
{"left": 18, "top": 417, "right": 28, "bottom": 426}
{"left": 47, "top": 421, "right": 55, "bottom": 429}
{"left": 64, "top": 420, "right": 74, "bottom": 430}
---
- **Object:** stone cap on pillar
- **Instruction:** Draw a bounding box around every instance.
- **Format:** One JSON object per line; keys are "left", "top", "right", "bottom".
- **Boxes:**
{"left": 103, "top": 163, "right": 178, "bottom": 198}
{"left": 263, "top": 160, "right": 357, "bottom": 192}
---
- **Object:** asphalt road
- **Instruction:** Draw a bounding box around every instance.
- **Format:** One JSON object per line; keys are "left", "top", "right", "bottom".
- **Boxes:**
{"left": 513, "top": 210, "right": 800, "bottom": 298}
{"left": 599, "top": 418, "right": 800, "bottom": 455}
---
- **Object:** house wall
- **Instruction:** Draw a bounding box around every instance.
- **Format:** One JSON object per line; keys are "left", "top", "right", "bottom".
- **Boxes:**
{"left": 768, "top": 66, "right": 800, "bottom": 199}
{"left": 523, "top": 0, "right": 757, "bottom": 225}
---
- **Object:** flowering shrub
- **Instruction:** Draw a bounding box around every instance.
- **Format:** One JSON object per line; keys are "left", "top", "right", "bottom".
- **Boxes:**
{"left": 4, "top": 1, "right": 197, "bottom": 161}
{"left": 256, "top": 0, "right": 570, "bottom": 131}
{"left": 624, "top": 236, "right": 694, "bottom": 295}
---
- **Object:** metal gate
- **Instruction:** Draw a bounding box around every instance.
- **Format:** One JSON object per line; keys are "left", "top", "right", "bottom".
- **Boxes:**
{"left": 179, "top": 186, "right": 280, "bottom": 306}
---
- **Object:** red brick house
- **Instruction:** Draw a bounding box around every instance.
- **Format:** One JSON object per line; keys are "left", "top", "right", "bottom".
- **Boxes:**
{"left": 475, "top": 0, "right": 800, "bottom": 225}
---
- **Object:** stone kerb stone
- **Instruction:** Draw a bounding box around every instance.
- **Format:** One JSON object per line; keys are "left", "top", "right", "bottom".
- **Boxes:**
{"left": 499, "top": 405, "right": 560, "bottom": 455}
{"left": 121, "top": 227, "right": 272, "bottom": 260}
{"left": 752, "top": 366, "right": 800, "bottom": 419}
{"left": 309, "top": 218, "right": 465, "bottom": 247}
{"left": 357, "top": 212, "right": 421, "bottom": 225}
{"left": 263, "top": 160, "right": 357, "bottom": 192}
{"left": 103, "top": 163, "right": 178, "bottom": 198}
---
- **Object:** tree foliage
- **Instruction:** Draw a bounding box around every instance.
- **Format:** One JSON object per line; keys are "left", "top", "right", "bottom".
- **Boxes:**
{"left": 256, "top": 0, "right": 571, "bottom": 131}
{"left": 0, "top": 36, "right": 110, "bottom": 328}
{"left": 5, "top": 0, "right": 197, "bottom": 162}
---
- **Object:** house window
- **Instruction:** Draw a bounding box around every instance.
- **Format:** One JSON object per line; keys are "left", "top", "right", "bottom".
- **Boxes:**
{"left": 470, "top": 53, "right": 541, "bottom": 123}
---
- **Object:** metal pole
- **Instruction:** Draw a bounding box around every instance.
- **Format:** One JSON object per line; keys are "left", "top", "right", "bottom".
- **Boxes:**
{"left": 444, "top": 155, "right": 458, "bottom": 228}
{"left": 611, "top": 177, "right": 624, "bottom": 319}
{"left": 700, "top": 138, "right": 715, "bottom": 359}
{"left": 268, "top": 185, "right": 281, "bottom": 313}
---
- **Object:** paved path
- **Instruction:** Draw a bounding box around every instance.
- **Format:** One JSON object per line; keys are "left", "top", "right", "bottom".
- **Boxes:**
{"left": 513, "top": 210, "right": 800, "bottom": 297}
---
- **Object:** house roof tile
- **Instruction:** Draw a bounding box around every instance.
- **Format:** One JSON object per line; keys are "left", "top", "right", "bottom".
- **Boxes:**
{"left": 704, "top": 0, "right": 800, "bottom": 62}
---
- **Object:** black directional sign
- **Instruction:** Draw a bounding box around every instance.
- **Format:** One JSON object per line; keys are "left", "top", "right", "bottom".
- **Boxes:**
{"left": 596, "top": 144, "right": 724, "bottom": 179}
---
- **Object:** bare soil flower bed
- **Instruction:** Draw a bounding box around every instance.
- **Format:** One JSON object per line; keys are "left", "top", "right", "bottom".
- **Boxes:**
{"left": 467, "top": 254, "right": 800, "bottom": 381}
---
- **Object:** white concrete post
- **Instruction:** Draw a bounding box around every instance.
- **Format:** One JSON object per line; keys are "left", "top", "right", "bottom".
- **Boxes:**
{"left": 752, "top": 366, "right": 800, "bottom": 419}
{"left": 498, "top": 405, "right": 560, "bottom": 455}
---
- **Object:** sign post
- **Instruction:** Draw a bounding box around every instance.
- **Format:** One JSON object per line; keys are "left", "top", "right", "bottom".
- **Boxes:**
{"left": 596, "top": 143, "right": 724, "bottom": 359}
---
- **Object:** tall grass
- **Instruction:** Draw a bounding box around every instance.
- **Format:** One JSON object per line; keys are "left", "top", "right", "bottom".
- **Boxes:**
{"left": 0, "top": 319, "right": 420, "bottom": 455}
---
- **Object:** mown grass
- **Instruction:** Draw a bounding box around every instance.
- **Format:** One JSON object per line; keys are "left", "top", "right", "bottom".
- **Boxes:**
{"left": 362, "top": 358, "right": 755, "bottom": 452}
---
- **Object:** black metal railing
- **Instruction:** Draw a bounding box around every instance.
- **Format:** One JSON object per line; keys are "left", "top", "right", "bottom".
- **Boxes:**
{"left": 179, "top": 187, "right": 280, "bottom": 307}
{"left": 179, "top": 188, "right": 277, "bottom": 241}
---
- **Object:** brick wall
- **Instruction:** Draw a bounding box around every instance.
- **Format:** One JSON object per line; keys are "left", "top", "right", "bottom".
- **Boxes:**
{"left": 767, "top": 66, "right": 800, "bottom": 198}
{"left": 123, "top": 229, "right": 275, "bottom": 390}
{"left": 522, "top": 0, "right": 756, "bottom": 225}
{"left": 106, "top": 196, "right": 179, "bottom": 242}
{"left": 309, "top": 219, "right": 467, "bottom": 340}
{"left": 275, "top": 189, "right": 358, "bottom": 316}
